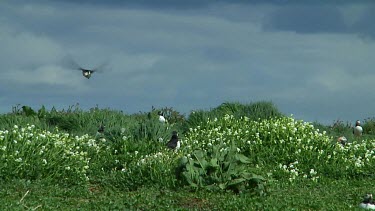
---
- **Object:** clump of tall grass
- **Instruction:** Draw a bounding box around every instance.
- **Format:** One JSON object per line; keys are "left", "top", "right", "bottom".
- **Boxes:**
{"left": 184, "top": 101, "right": 283, "bottom": 131}
{"left": 363, "top": 117, "right": 375, "bottom": 136}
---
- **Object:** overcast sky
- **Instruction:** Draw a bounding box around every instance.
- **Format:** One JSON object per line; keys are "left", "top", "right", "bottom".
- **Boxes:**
{"left": 1, "top": 0, "right": 375, "bottom": 125}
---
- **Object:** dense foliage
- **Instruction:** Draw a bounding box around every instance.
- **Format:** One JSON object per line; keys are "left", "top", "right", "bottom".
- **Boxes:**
{"left": 1, "top": 102, "right": 375, "bottom": 209}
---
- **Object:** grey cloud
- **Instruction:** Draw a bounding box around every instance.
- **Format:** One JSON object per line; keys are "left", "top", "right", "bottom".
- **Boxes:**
{"left": 263, "top": 5, "right": 348, "bottom": 34}
{"left": 352, "top": 6, "right": 375, "bottom": 39}
{"left": 1, "top": 0, "right": 375, "bottom": 125}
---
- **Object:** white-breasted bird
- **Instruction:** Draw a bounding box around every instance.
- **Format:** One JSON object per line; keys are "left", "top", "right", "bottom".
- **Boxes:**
{"left": 61, "top": 55, "right": 108, "bottom": 79}
{"left": 80, "top": 68, "right": 96, "bottom": 79}
{"left": 96, "top": 125, "right": 105, "bottom": 137}
{"left": 353, "top": 120, "right": 363, "bottom": 137}
{"left": 158, "top": 111, "right": 166, "bottom": 123}
{"left": 167, "top": 131, "right": 180, "bottom": 150}
{"left": 359, "top": 194, "right": 375, "bottom": 209}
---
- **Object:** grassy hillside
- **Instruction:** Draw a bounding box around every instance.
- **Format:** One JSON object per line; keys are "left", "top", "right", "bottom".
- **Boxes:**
{"left": 1, "top": 102, "right": 374, "bottom": 210}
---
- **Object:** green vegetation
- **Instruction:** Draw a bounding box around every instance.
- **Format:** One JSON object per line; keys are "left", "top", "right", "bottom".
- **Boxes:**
{"left": 1, "top": 101, "right": 375, "bottom": 210}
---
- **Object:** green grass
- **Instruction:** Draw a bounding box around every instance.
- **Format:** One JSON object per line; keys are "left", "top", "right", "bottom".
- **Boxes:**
{"left": 0, "top": 178, "right": 371, "bottom": 210}
{"left": 1, "top": 101, "right": 375, "bottom": 210}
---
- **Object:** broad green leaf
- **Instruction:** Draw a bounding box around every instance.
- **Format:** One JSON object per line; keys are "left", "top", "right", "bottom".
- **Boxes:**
{"left": 210, "top": 158, "right": 219, "bottom": 167}
{"left": 235, "top": 154, "right": 251, "bottom": 164}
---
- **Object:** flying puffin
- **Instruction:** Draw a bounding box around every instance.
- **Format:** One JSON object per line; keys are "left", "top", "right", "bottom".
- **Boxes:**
{"left": 353, "top": 120, "right": 363, "bottom": 137}
{"left": 80, "top": 68, "right": 96, "bottom": 79}
{"left": 61, "top": 55, "right": 108, "bottom": 79}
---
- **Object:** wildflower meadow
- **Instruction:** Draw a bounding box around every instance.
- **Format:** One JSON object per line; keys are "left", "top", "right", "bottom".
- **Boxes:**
{"left": 0, "top": 102, "right": 374, "bottom": 210}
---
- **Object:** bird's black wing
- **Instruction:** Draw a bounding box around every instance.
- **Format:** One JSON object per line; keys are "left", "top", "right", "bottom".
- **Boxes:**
{"left": 61, "top": 55, "right": 83, "bottom": 71}
{"left": 167, "top": 140, "right": 176, "bottom": 149}
{"left": 92, "top": 61, "right": 111, "bottom": 73}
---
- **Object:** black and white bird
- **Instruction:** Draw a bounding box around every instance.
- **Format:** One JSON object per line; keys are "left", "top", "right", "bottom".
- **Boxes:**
{"left": 62, "top": 55, "right": 108, "bottom": 79}
{"left": 359, "top": 194, "right": 375, "bottom": 209}
{"left": 97, "top": 125, "right": 105, "bottom": 134}
{"left": 353, "top": 120, "right": 363, "bottom": 137}
{"left": 96, "top": 125, "right": 105, "bottom": 137}
{"left": 158, "top": 111, "right": 166, "bottom": 123}
{"left": 167, "top": 131, "right": 180, "bottom": 150}
{"left": 80, "top": 68, "right": 96, "bottom": 79}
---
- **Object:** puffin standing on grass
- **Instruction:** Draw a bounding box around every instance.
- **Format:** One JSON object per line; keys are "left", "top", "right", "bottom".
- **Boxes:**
{"left": 167, "top": 131, "right": 180, "bottom": 151}
{"left": 158, "top": 111, "right": 166, "bottom": 123}
{"left": 359, "top": 194, "right": 375, "bottom": 209}
{"left": 97, "top": 125, "right": 105, "bottom": 134}
{"left": 96, "top": 125, "right": 105, "bottom": 137}
{"left": 353, "top": 120, "right": 363, "bottom": 137}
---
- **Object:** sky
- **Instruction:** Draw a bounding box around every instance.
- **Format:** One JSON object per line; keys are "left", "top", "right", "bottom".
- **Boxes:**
{"left": 1, "top": 0, "right": 375, "bottom": 125}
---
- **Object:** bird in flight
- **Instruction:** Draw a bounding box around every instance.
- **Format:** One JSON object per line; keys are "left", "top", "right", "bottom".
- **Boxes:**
{"left": 62, "top": 55, "right": 109, "bottom": 79}
{"left": 80, "top": 68, "right": 96, "bottom": 79}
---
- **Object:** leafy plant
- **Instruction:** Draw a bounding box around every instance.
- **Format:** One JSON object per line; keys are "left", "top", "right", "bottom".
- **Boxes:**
{"left": 0, "top": 124, "right": 98, "bottom": 185}
{"left": 180, "top": 143, "right": 266, "bottom": 194}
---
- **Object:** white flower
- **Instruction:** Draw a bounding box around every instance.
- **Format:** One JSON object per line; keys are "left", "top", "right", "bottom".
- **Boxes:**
{"left": 15, "top": 158, "right": 22, "bottom": 162}
{"left": 42, "top": 159, "right": 47, "bottom": 165}
{"left": 310, "top": 169, "right": 317, "bottom": 175}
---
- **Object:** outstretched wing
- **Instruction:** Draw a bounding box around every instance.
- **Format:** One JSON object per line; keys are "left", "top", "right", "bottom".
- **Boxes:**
{"left": 92, "top": 61, "right": 111, "bottom": 73}
{"left": 61, "top": 55, "right": 82, "bottom": 71}
{"left": 61, "top": 55, "right": 111, "bottom": 74}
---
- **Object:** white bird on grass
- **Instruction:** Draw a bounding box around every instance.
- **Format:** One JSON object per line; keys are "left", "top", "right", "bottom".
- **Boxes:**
{"left": 353, "top": 120, "right": 363, "bottom": 137}
{"left": 158, "top": 111, "right": 166, "bottom": 123}
{"left": 359, "top": 194, "right": 375, "bottom": 210}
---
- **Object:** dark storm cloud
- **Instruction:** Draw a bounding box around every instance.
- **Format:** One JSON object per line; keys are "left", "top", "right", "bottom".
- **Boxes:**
{"left": 60, "top": 0, "right": 279, "bottom": 9}
{"left": 262, "top": 2, "right": 375, "bottom": 40}
{"left": 1, "top": 0, "right": 375, "bottom": 125}
{"left": 352, "top": 5, "right": 375, "bottom": 39}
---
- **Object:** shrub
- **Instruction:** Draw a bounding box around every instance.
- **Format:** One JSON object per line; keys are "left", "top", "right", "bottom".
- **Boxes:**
{"left": 179, "top": 143, "right": 266, "bottom": 194}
